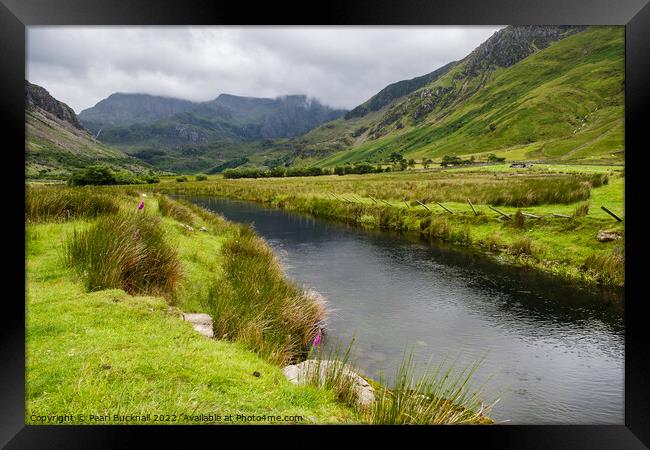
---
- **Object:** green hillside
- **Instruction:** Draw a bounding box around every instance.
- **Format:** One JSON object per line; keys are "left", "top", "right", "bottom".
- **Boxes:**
{"left": 26, "top": 108, "right": 150, "bottom": 179}
{"left": 303, "top": 26, "right": 623, "bottom": 167}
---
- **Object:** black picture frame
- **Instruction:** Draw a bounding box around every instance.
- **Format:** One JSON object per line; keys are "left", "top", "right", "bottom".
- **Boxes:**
{"left": 2, "top": 0, "right": 648, "bottom": 447}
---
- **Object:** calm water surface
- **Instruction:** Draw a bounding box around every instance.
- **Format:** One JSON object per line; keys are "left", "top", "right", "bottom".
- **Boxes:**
{"left": 187, "top": 196, "right": 624, "bottom": 424}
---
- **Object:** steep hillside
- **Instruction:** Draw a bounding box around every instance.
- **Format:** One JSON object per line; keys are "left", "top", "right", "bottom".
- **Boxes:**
{"left": 344, "top": 61, "right": 457, "bottom": 119}
{"left": 25, "top": 81, "right": 150, "bottom": 179}
{"left": 290, "top": 26, "right": 623, "bottom": 167}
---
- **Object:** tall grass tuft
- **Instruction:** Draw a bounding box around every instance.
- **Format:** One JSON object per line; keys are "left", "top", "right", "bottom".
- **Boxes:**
{"left": 303, "top": 339, "right": 361, "bottom": 409}
{"left": 511, "top": 211, "right": 526, "bottom": 230}
{"left": 65, "top": 212, "right": 181, "bottom": 298}
{"left": 27, "top": 188, "right": 119, "bottom": 222}
{"left": 574, "top": 201, "right": 590, "bottom": 217}
{"left": 158, "top": 195, "right": 195, "bottom": 225}
{"left": 369, "top": 353, "right": 495, "bottom": 424}
{"left": 508, "top": 236, "right": 534, "bottom": 257}
{"left": 207, "top": 224, "right": 325, "bottom": 365}
{"left": 584, "top": 249, "right": 624, "bottom": 286}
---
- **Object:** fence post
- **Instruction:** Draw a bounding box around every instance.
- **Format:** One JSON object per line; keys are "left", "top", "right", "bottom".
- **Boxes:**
{"left": 601, "top": 206, "right": 622, "bottom": 222}
{"left": 488, "top": 205, "right": 510, "bottom": 220}
{"left": 415, "top": 199, "right": 431, "bottom": 211}
{"left": 467, "top": 198, "right": 477, "bottom": 215}
{"left": 435, "top": 201, "right": 454, "bottom": 214}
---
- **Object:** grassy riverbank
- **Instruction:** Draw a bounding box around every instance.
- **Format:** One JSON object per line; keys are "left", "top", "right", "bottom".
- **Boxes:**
{"left": 26, "top": 188, "right": 357, "bottom": 424}
{"left": 157, "top": 164, "right": 624, "bottom": 288}
{"left": 26, "top": 187, "right": 493, "bottom": 424}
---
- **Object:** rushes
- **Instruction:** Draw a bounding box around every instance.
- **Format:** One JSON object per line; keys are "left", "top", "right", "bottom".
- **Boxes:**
{"left": 583, "top": 248, "right": 624, "bottom": 286}
{"left": 369, "top": 354, "right": 494, "bottom": 424}
{"left": 303, "top": 339, "right": 495, "bottom": 424}
{"left": 163, "top": 172, "right": 592, "bottom": 207}
{"left": 27, "top": 187, "right": 119, "bottom": 222}
{"left": 64, "top": 212, "right": 181, "bottom": 298}
{"left": 574, "top": 201, "right": 590, "bottom": 217}
{"left": 208, "top": 224, "right": 325, "bottom": 365}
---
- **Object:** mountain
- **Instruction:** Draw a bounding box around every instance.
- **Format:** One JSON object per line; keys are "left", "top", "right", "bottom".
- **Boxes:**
{"left": 79, "top": 93, "right": 197, "bottom": 131}
{"left": 25, "top": 81, "right": 150, "bottom": 179}
{"left": 288, "top": 25, "right": 623, "bottom": 167}
{"left": 79, "top": 92, "right": 346, "bottom": 172}
{"left": 26, "top": 81, "right": 84, "bottom": 130}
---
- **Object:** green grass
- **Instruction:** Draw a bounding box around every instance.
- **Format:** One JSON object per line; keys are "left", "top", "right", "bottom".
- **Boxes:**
{"left": 26, "top": 204, "right": 358, "bottom": 424}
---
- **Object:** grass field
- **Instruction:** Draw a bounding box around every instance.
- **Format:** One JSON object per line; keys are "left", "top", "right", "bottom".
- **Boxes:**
{"left": 158, "top": 163, "right": 624, "bottom": 287}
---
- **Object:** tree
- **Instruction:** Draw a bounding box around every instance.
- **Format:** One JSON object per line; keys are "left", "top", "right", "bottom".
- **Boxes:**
{"left": 423, "top": 159, "right": 433, "bottom": 169}
{"left": 68, "top": 165, "right": 117, "bottom": 186}
{"left": 389, "top": 152, "right": 405, "bottom": 164}
{"left": 407, "top": 159, "right": 416, "bottom": 169}
{"left": 487, "top": 153, "right": 506, "bottom": 163}
{"left": 440, "top": 155, "right": 462, "bottom": 167}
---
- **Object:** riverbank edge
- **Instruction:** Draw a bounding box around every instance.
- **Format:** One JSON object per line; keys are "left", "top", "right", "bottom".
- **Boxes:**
{"left": 159, "top": 187, "right": 623, "bottom": 291}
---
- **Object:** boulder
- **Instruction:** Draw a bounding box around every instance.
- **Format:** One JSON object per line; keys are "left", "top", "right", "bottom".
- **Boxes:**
{"left": 282, "top": 359, "right": 374, "bottom": 407}
{"left": 596, "top": 230, "right": 622, "bottom": 242}
{"left": 182, "top": 313, "right": 213, "bottom": 338}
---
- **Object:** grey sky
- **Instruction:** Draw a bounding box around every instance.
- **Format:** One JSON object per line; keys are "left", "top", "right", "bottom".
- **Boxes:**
{"left": 27, "top": 26, "right": 503, "bottom": 114}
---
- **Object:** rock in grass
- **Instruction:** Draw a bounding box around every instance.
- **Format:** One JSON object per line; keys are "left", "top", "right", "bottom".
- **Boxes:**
{"left": 596, "top": 230, "right": 622, "bottom": 242}
{"left": 182, "top": 313, "right": 214, "bottom": 338}
{"left": 200, "top": 226, "right": 208, "bottom": 232}
{"left": 282, "top": 360, "right": 374, "bottom": 407}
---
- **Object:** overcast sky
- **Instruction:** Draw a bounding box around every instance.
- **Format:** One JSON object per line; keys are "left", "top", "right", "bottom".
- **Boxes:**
{"left": 27, "top": 26, "right": 503, "bottom": 114}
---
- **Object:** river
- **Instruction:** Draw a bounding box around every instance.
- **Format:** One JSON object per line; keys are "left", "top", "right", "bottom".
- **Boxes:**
{"left": 186, "top": 195, "right": 624, "bottom": 425}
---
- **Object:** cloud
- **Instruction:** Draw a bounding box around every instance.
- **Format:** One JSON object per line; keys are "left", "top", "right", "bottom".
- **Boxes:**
{"left": 27, "top": 26, "right": 503, "bottom": 113}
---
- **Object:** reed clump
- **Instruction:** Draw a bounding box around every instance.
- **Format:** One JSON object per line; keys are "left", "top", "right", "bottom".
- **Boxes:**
{"left": 583, "top": 249, "right": 624, "bottom": 286}
{"left": 65, "top": 212, "right": 181, "bottom": 298}
{"left": 27, "top": 187, "right": 119, "bottom": 222}
{"left": 508, "top": 236, "right": 534, "bottom": 257}
{"left": 369, "top": 354, "right": 494, "bottom": 424}
{"left": 207, "top": 224, "right": 325, "bottom": 365}
{"left": 574, "top": 201, "right": 590, "bottom": 217}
